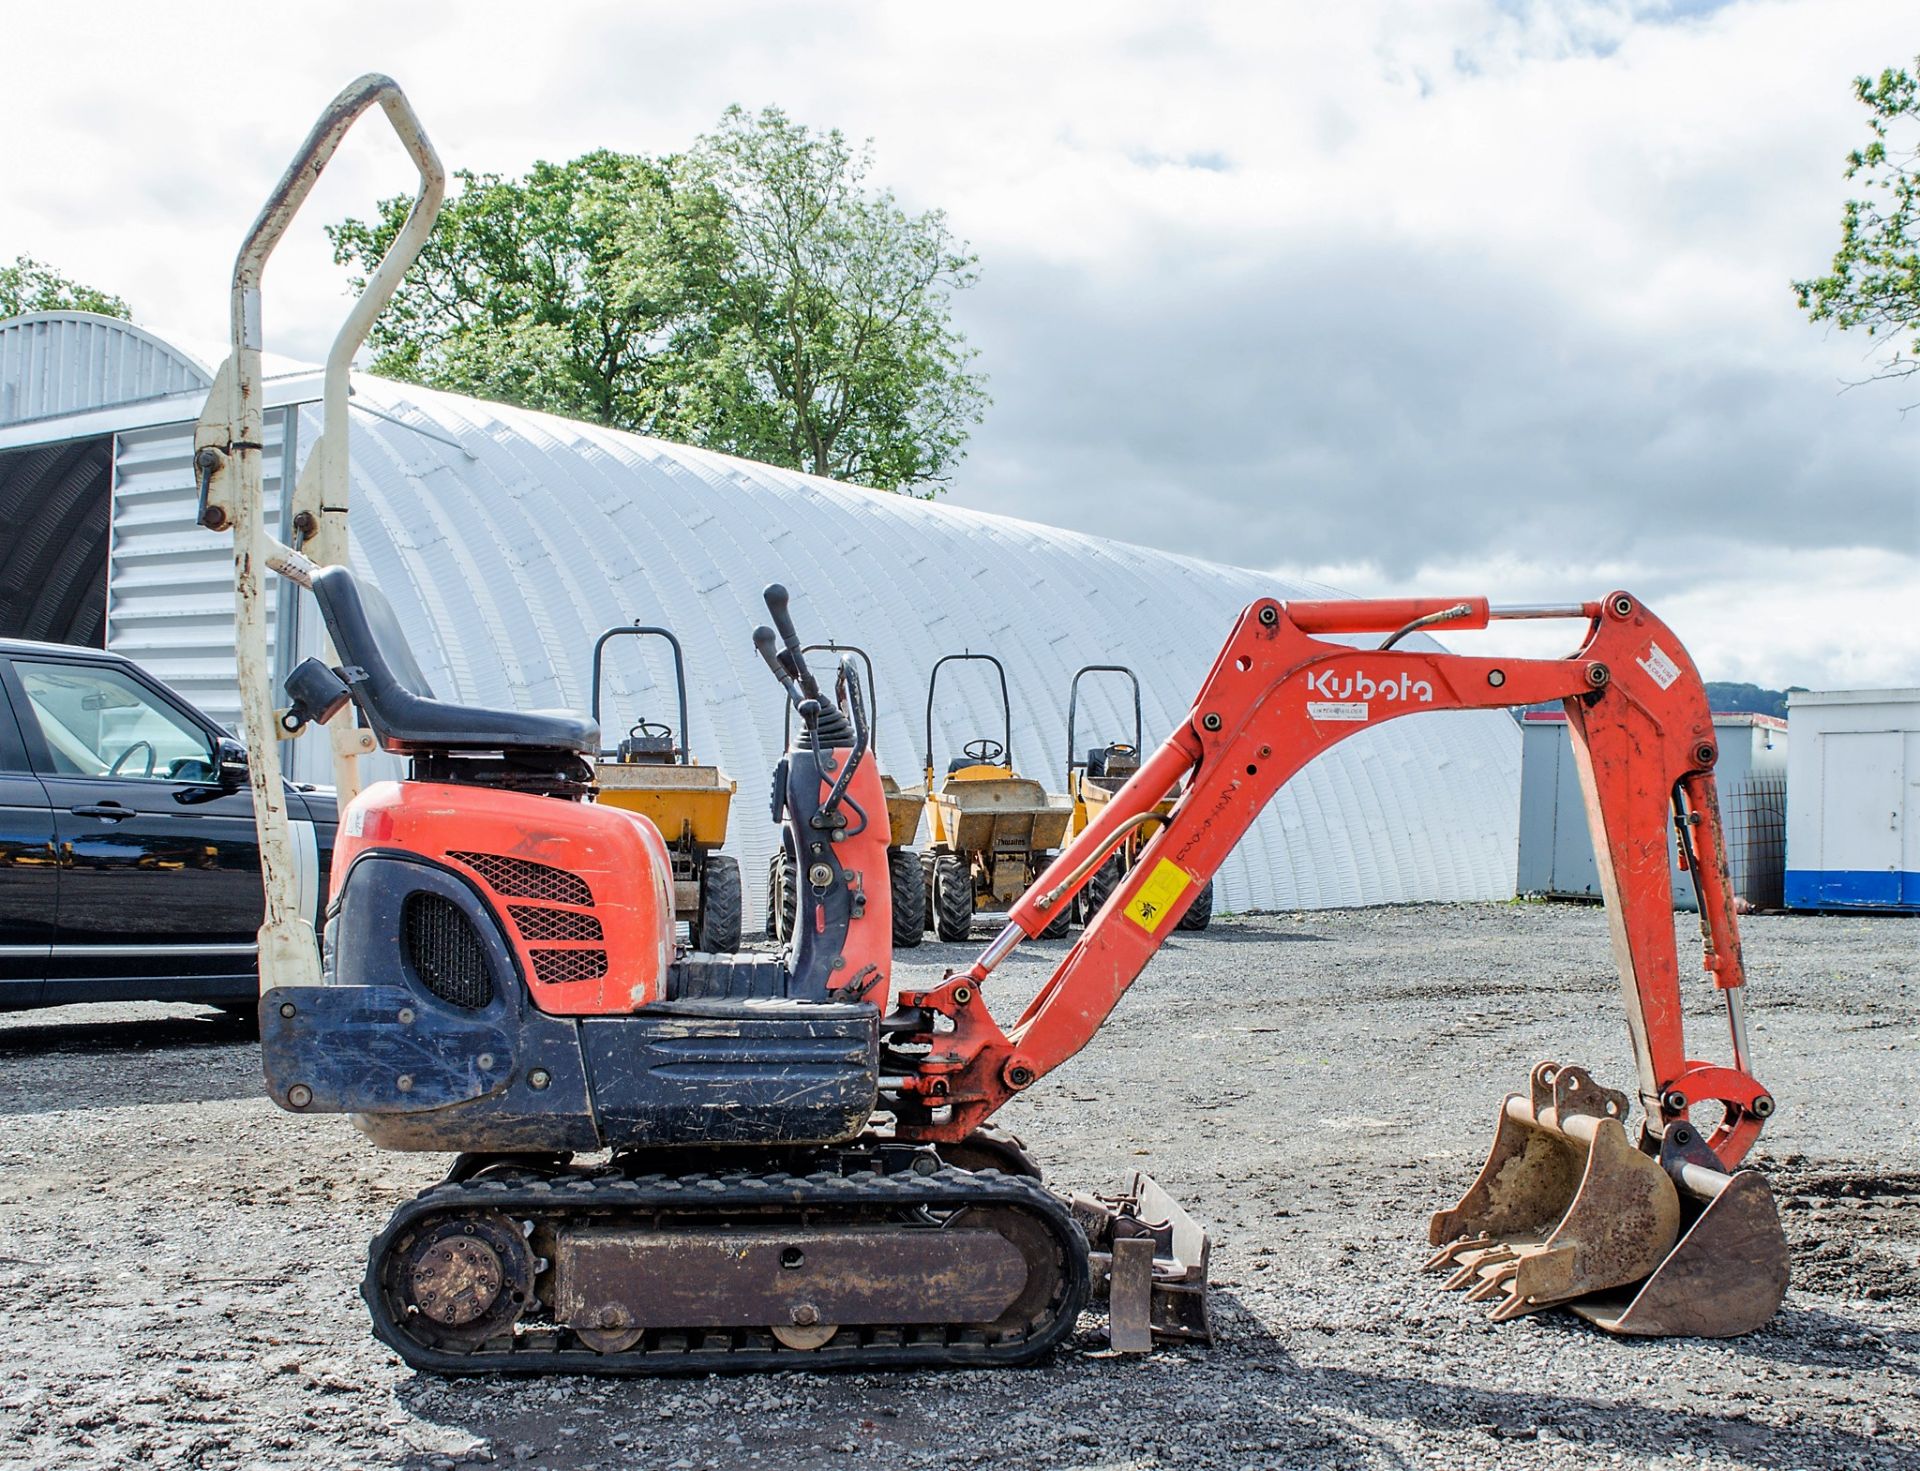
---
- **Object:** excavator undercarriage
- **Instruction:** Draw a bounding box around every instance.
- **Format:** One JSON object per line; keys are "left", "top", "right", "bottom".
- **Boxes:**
{"left": 197, "top": 76, "right": 1791, "bottom": 1377}
{"left": 366, "top": 1150, "right": 1090, "bottom": 1373}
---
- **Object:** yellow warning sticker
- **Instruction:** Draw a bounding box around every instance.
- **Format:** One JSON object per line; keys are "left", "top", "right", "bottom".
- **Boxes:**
{"left": 1125, "top": 859, "right": 1194, "bottom": 934}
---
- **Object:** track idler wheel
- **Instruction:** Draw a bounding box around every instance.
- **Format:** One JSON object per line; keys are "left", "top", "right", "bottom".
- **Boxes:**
{"left": 383, "top": 1209, "right": 537, "bottom": 1352}
{"left": 1426, "top": 1061, "right": 1788, "bottom": 1336}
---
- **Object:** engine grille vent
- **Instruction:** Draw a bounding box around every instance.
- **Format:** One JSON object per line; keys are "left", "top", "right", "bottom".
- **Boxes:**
{"left": 510, "top": 905, "right": 604, "bottom": 942}
{"left": 403, "top": 892, "right": 494, "bottom": 1009}
{"left": 449, "top": 851, "right": 593, "bottom": 907}
{"left": 530, "top": 948, "right": 609, "bottom": 987}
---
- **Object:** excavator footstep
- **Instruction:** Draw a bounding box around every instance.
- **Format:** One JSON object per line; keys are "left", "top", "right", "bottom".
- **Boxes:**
{"left": 1425, "top": 1061, "right": 1788, "bottom": 1338}
{"left": 1071, "top": 1171, "right": 1213, "bottom": 1352}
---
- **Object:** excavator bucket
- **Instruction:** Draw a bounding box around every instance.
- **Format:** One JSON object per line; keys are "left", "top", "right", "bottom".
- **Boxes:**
{"left": 1426, "top": 1061, "right": 1789, "bottom": 1335}
{"left": 1568, "top": 1134, "right": 1791, "bottom": 1337}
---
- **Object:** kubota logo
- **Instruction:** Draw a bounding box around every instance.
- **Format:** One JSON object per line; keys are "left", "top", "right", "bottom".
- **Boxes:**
{"left": 1305, "top": 668, "right": 1434, "bottom": 703}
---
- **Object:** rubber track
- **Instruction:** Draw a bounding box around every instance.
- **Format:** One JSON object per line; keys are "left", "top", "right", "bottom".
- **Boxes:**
{"left": 364, "top": 1165, "right": 1090, "bottom": 1376}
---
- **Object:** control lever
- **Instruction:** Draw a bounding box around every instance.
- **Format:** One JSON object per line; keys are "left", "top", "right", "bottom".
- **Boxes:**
{"left": 756, "top": 623, "right": 823, "bottom": 750}
{"left": 754, "top": 626, "right": 802, "bottom": 705}
{"left": 763, "top": 584, "right": 822, "bottom": 702}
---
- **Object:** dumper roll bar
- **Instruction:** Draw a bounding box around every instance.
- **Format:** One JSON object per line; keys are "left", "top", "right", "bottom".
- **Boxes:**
{"left": 1064, "top": 664, "right": 1143, "bottom": 780}
{"left": 590, "top": 624, "right": 692, "bottom": 764}
{"left": 924, "top": 652, "right": 1014, "bottom": 773}
{"left": 193, "top": 74, "right": 445, "bottom": 994}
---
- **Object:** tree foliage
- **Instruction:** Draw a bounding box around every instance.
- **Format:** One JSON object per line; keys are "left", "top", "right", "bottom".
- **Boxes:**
{"left": 0, "top": 256, "right": 131, "bottom": 320}
{"left": 329, "top": 110, "right": 987, "bottom": 495}
{"left": 1793, "top": 62, "right": 1920, "bottom": 385}
{"left": 327, "top": 152, "right": 731, "bottom": 439}
{"left": 679, "top": 107, "right": 986, "bottom": 490}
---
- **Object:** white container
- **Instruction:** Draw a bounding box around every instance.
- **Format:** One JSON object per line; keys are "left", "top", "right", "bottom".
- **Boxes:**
{"left": 1785, "top": 688, "right": 1920, "bottom": 912}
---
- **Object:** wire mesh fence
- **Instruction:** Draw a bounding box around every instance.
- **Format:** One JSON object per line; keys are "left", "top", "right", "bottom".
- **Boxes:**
{"left": 1722, "top": 774, "right": 1787, "bottom": 911}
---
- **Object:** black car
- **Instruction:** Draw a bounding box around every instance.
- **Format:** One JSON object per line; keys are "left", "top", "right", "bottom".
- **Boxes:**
{"left": 0, "top": 639, "right": 335, "bottom": 1012}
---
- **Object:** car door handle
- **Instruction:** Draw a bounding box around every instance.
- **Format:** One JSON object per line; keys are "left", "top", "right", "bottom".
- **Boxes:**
{"left": 70, "top": 802, "right": 134, "bottom": 821}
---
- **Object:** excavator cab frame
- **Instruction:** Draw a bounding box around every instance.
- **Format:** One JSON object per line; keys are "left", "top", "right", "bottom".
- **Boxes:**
{"left": 191, "top": 73, "right": 446, "bottom": 998}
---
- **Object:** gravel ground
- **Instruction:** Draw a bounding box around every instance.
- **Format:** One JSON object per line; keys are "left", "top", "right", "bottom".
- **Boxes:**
{"left": 0, "top": 902, "right": 1913, "bottom": 1471}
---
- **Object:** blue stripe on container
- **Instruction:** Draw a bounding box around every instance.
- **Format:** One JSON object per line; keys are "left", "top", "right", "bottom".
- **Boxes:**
{"left": 1784, "top": 869, "right": 1920, "bottom": 912}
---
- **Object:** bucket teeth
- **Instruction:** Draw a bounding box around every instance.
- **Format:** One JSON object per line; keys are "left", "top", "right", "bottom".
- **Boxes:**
{"left": 1440, "top": 1242, "right": 1517, "bottom": 1291}
{"left": 1427, "top": 1060, "right": 1742, "bottom": 1331}
{"left": 1421, "top": 1234, "right": 1492, "bottom": 1273}
{"left": 1487, "top": 1283, "right": 1550, "bottom": 1323}
{"left": 1463, "top": 1261, "right": 1519, "bottom": 1303}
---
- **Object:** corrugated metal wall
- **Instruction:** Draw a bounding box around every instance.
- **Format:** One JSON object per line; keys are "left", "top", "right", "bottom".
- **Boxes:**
{"left": 1, "top": 311, "right": 1525, "bottom": 928}
{"left": 0, "top": 313, "right": 209, "bottom": 427}
{"left": 274, "top": 379, "right": 1521, "bottom": 925}
{"left": 108, "top": 414, "right": 293, "bottom": 735}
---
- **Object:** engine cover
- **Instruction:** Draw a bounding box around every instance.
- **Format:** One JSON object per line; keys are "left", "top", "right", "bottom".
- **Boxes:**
{"left": 336, "top": 779, "right": 677, "bottom": 1013}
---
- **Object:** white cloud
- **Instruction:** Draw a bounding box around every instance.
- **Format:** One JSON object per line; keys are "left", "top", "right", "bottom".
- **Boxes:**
{"left": 7, "top": 0, "right": 1916, "bottom": 688}
{"left": 1272, "top": 545, "right": 1920, "bottom": 689}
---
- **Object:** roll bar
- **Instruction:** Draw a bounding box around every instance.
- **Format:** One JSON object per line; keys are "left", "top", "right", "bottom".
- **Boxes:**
{"left": 784, "top": 642, "right": 878, "bottom": 747}
{"left": 193, "top": 75, "right": 446, "bottom": 996}
{"left": 924, "top": 652, "right": 1014, "bottom": 773}
{"left": 1064, "top": 664, "right": 1143, "bottom": 780}
{"left": 590, "top": 624, "right": 692, "bottom": 764}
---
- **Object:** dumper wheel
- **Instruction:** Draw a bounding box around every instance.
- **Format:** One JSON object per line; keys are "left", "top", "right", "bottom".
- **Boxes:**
{"left": 1081, "top": 856, "right": 1124, "bottom": 922}
{"left": 694, "top": 853, "right": 743, "bottom": 953}
{"left": 932, "top": 853, "right": 974, "bottom": 942}
{"left": 889, "top": 848, "right": 925, "bottom": 948}
{"left": 1175, "top": 877, "right": 1214, "bottom": 932}
{"left": 1039, "top": 872, "right": 1073, "bottom": 940}
{"left": 766, "top": 850, "right": 797, "bottom": 943}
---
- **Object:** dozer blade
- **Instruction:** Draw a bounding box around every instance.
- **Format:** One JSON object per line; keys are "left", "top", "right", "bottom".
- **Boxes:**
{"left": 1071, "top": 1171, "right": 1213, "bottom": 1351}
{"left": 1427, "top": 1061, "right": 1681, "bottom": 1323}
{"left": 1569, "top": 1124, "right": 1790, "bottom": 1338}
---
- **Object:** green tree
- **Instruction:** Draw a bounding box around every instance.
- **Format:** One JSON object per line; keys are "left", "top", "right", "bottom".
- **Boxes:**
{"left": 1794, "top": 62, "right": 1920, "bottom": 386}
{"left": 327, "top": 151, "right": 732, "bottom": 437}
{"left": 675, "top": 106, "right": 987, "bottom": 493}
{"left": 0, "top": 256, "right": 131, "bottom": 320}
{"left": 330, "top": 109, "right": 987, "bottom": 496}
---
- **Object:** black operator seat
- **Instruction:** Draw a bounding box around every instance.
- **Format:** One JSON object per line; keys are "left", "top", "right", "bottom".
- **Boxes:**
{"left": 308, "top": 565, "right": 599, "bottom": 755}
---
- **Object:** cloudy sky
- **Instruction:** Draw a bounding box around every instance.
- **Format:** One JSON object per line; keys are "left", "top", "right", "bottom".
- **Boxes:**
{"left": 9, "top": 0, "right": 1915, "bottom": 688}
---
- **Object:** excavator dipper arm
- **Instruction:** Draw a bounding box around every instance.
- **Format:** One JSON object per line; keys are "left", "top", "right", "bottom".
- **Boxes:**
{"left": 889, "top": 591, "right": 1772, "bottom": 1168}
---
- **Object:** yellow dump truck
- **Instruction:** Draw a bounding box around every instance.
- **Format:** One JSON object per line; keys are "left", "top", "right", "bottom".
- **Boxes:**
{"left": 766, "top": 642, "right": 925, "bottom": 947}
{"left": 922, "top": 652, "right": 1074, "bottom": 942}
{"left": 589, "top": 622, "right": 741, "bottom": 951}
{"left": 1063, "top": 664, "right": 1212, "bottom": 930}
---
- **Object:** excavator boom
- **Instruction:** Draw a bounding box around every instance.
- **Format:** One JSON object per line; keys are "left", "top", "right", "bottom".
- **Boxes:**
{"left": 891, "top": 591, "right": 1767, "bottom": 1157}
{"left": 885, "top": 591, "right": 1787, "bottom": 1335}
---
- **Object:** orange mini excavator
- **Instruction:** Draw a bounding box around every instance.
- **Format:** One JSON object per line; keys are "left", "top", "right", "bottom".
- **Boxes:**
{"left": 197, "top": 77, "right": 1788, "bottom": 1374}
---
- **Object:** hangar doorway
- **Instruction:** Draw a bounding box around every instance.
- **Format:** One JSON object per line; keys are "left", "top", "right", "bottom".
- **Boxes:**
{"left": 0, "top": 435, "right": 110, "bottom": 647}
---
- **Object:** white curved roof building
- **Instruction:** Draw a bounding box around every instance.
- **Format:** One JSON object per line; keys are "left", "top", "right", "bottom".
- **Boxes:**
{"left": 0, "top": 311, "right": 1521, "bottom": 923}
